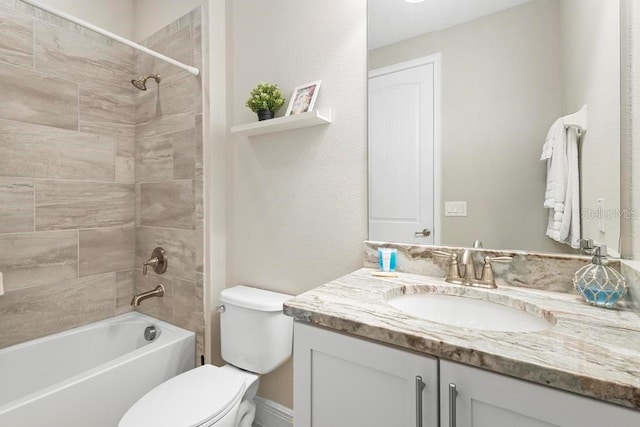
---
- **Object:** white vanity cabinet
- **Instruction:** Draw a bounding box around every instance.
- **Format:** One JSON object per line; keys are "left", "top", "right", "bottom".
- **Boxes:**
{"left": 294, "top": 322, "right": 640, "bottom": 427}
{"left": 293, "top": 322, "right": 439, "bottom": 427}
{"left": 439, "top": 360, "right": 640, "bottom": 427}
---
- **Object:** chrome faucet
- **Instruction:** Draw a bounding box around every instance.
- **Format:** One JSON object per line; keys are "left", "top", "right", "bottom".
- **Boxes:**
{"left": 131, "top": 284, "right": 165, "bottom": 307}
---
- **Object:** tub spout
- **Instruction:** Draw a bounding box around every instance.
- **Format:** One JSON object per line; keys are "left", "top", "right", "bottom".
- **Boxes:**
{"left": 131, "top": 284, "right": 165, "bottom": 307}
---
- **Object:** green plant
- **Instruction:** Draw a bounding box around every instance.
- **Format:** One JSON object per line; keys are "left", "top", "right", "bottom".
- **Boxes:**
{"left": 245, "top": 82, "right": 285, "bottom": 113}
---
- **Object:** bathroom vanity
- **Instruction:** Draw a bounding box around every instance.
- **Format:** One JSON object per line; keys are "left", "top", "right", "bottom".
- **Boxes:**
{"left": 285, "top": 267, "right": 640, "bottom": 427}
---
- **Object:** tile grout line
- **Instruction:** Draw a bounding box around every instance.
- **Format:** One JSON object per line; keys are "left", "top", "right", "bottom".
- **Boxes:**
{"left": 32, "top": 178, "right": 36, "bottom": 232}
{"left": 0, "top": 116, "right": 127, "bottom": 143}
{"left": 76, "top": 229, "right": 80, "bottom": 279}
{"left": 0, "top": 46, "right": 129, "bottom": 91}
{"left": 0, "top": 228, "right": 87, "bottom": 237}
{"left": 136, "top": 224, "right": 198, "bottom": 232}
{"left": 5, "top": 270, "right": 118, "bottom": 293}
{"left": 0, "top": 176, "right": 135, "bottom": 185}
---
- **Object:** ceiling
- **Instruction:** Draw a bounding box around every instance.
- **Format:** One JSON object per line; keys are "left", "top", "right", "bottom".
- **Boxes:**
{"left": 368, "top": 0, "right": 532, "bottom": 50}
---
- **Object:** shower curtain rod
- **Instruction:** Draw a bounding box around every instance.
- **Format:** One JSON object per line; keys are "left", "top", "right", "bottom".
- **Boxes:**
{"left": 21, "top": 0, "right": 200, "bottom": 76}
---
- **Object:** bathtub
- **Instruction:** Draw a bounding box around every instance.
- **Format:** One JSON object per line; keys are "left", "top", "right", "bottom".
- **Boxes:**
{"left": 0, "top": 312, "right": 195, "bottom": 427}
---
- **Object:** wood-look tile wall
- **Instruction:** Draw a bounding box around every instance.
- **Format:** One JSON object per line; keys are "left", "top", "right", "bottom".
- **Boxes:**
{"left": 0, "top": 2, "right": 136, "bottom": 348}
{"left": 132, "top": 9, "right": 205, "bottom": 362}
{"left": 0, "top": 3, "right": 205, "bottom": 357}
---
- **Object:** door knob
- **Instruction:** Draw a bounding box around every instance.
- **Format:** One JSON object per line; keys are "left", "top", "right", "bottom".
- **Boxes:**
{"left": 415, "top": 229, "right": 431, "bottom": 237}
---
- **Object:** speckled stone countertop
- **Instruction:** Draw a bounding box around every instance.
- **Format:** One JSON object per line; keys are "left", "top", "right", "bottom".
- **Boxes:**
{"left": 284, "top": 268, "right": 640, "bottom": 409}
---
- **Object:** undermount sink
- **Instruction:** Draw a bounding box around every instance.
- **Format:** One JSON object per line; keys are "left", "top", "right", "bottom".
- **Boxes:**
{"left": 387, "top": 293, "right": 553, "bottom": 332}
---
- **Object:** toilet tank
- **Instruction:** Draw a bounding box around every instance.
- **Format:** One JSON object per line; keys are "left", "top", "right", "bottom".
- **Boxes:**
{"left": 220, "top": 286, "right": 293, "bottom": 374}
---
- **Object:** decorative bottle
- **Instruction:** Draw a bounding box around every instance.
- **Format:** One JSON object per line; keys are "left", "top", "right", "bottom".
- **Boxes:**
{"left": 572, "top": 245, "right": 626, "bottom": 308}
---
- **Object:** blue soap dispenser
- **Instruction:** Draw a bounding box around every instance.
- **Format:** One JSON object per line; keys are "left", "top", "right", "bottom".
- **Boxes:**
{"left": 572, "top": 245, "right": 626, "bottom": 308}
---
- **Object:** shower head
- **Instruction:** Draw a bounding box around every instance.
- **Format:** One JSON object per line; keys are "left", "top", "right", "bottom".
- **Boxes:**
{"left": 131, "top": 74, "right": 161, "bottom": 91}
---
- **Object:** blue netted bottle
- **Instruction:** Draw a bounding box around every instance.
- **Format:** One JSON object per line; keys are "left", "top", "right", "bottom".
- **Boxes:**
{"left": 572, "top": 245, "right": 626, "bottom": 308}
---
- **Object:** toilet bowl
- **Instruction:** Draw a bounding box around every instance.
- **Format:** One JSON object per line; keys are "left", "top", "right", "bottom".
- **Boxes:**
{"left": 119, "top": 286, "right": 292, "bottom": 427}
{"left": 119, "top": 365, "right": 258, "bottom": 427}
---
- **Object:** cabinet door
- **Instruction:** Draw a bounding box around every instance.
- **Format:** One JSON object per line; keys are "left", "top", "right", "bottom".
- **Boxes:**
{"left": 440, "top": 360, "right": 640, "bottom": 427}
{"left": 294, "top": 322, "right": 438, "bottom": 427}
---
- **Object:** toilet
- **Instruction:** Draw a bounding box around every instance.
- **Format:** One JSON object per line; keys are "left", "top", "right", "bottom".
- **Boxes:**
{"left": 119, "top": 285, "right": 293, "bottom": 427}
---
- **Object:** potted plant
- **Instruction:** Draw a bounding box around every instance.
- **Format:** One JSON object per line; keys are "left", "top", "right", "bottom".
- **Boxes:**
{"left": 245, "top": 82, "right": 285, "bottom": 121}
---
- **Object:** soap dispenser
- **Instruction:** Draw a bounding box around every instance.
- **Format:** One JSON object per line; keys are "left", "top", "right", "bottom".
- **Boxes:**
{"left": 572, "top": 245, "right": 626, "bottom": 308}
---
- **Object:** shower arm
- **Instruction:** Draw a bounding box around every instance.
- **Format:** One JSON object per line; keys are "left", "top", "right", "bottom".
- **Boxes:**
{"left": 21, "top": 0, "right": 200, "bottom": 77}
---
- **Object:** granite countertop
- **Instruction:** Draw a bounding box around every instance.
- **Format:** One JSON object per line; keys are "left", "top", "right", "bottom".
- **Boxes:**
{"left": 283, "top": 268, "right": 640, "bottom": 409}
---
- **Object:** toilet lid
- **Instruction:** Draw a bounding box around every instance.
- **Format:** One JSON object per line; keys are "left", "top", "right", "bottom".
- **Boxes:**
{"left": 119, "top": 365, "right": 246, "bottom": 427}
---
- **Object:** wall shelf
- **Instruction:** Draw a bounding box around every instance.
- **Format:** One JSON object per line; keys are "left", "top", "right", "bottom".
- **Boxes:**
{"left": 230, "top": 107, "right": 332, "bottom": 137}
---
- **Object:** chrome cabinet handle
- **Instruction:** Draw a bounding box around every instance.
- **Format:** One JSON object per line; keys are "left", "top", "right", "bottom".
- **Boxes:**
{"left": 449, "top": 383, "right": 457, "bottom": 427}
{"left": 415, "top": 229, "right": 432, "bottom": 237}
{"left": 416, "top": 376, "right": 425, "bottom": 427}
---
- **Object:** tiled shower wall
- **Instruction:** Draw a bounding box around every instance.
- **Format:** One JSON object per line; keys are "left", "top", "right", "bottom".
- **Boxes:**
{"left": 0, "top": 2, "right": 204, "bottom": 355}
{"left": 132, "top": 9, "right": 205, "bottom": 361}
{"left": 0, "top": 1, "right": 136, "bottom": 348}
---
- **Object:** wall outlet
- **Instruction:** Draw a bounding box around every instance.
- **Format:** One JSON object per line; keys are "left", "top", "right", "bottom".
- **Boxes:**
{"left": 445, "top": 201, "right": 467, "bottom": 217}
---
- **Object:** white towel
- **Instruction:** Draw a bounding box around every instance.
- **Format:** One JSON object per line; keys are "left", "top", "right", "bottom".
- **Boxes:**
{"left": 541, "top": 118, "right": 567, "bottom": 210}
{"left": 564, "top": 127, "right": 581, "bottom": 248}
{"left": 542, "top": 122, "right": 581, "bottom": 248}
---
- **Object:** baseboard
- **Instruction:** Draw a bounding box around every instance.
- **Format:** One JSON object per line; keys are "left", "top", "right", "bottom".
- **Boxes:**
{"left": 253, "top": 396, "right": 294, "bottom": 427}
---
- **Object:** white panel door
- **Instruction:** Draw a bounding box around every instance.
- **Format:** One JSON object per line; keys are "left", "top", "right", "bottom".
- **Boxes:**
{"left": 294, "top": 322, "right": 439, "bottom": 427}
{"left": 440, "top": 360, "right": 640, "bottom": 427}
{"left": 369, "top": 57, "right": 439, "bottom": 244}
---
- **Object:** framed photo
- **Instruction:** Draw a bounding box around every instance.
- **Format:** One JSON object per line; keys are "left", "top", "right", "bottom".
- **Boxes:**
{"left": 285, "top": 80, "right": 322, "bottom": 116}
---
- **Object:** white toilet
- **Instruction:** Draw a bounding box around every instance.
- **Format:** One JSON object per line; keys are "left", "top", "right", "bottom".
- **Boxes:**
{"left": 119, "top": 286, "right": 293, "bottom": 427}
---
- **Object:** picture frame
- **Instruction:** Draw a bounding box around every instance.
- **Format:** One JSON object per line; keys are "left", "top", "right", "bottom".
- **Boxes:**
{"left": 285, "top": 80, "right": 322, "bottom": 116}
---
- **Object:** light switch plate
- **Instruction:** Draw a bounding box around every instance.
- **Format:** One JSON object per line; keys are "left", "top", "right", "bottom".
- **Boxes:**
{"left": 445, "top": 201, "right": 467, "bottom": 217}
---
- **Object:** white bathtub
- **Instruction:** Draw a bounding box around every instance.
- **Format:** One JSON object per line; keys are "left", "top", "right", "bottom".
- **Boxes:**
{"left": 0, "top": 312, "right": 195, "bottom": 427}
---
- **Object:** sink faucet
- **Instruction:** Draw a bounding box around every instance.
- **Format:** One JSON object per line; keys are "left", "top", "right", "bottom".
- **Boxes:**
{"left": 434, "top": 244, "right": 512, "bottom": 288}
{"left": 472, "top": 255, "right": 514, "bottom": 288}
{"left": 458, "top": 240, "right": 485, "bottom": 283}
{"left": 131, "top": 284, "right": 165, "bottom": 307}
{"left": 459, "top": 248, "right": 478, "bottom": 284}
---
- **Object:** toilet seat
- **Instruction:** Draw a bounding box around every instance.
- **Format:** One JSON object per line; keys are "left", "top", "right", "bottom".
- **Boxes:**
{"left": 119, "top": 365, "right": 247, "bottom": 427}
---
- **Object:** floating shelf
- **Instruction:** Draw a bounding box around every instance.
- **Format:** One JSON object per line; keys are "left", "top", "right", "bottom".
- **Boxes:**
{"left": 230, "top": 107, "right": 332, "bottom": 137}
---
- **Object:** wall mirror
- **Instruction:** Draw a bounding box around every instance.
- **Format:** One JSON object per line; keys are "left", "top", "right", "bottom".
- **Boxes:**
{"left": 367, "top": 0, "right": 621, "bottom": 255}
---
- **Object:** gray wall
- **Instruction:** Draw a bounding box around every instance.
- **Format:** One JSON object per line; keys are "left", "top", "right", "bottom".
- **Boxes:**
{"left": 0, "top": 2, "right": 136, "bottom": 348}
{"left": 228, "top": 0, "right": 368, "bottom": 408}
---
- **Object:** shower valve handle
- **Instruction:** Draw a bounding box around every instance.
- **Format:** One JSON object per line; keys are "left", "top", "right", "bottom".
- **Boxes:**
{"left": 142, "top": 247, "right": 167, "bottom": 275}
{"left": 143, "top": 257, "right": 158, "bottom": 275}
